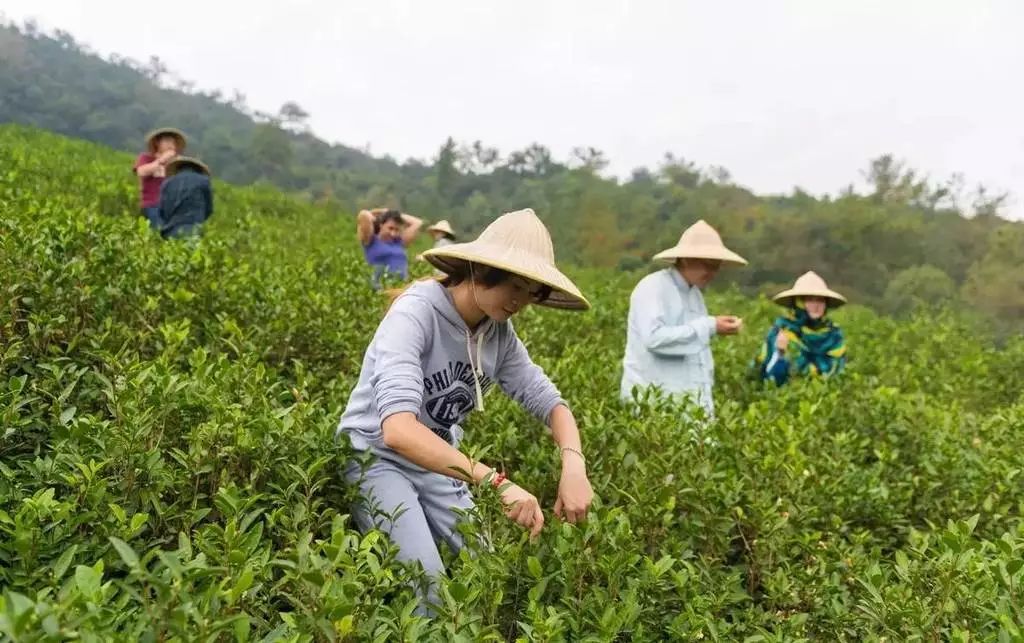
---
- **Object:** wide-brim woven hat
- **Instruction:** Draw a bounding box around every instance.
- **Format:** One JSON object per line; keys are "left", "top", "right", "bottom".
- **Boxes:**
{"left": 421, "top": 208, "right": 589, "bottom": 310}
{"left": 427, "top": 220, "right": 456, "bottom": 238}
{"left": 652, "top": 219, "right": 747, "bottom": 265}
{"left": 145, "top": 127, "right": 187, "bottom": 153}
{"left": 773, "top": 271, "right": 847, "bottom": 309}
{"left": 166, "top": 156, "right": 210, "bottom": 177}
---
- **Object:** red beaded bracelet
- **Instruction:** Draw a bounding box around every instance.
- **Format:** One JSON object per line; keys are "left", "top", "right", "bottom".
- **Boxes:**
{"left": 491, "top": 471, "right": 507, "bottom": 488}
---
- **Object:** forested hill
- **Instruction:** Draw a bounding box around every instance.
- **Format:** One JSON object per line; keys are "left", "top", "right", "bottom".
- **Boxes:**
{"left": 1, "top": 20, "right": 1021, "bottom": 326}
{"left": 0, "top": 22, "right": 401, "bottom": 183}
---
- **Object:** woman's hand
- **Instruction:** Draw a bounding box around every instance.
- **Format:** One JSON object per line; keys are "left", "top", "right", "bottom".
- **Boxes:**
{"left": 554, "top": 454, "right": 593, "bottom": 524}
{"left": 775, "top": 332, "right": 790, "bottom": 352}
{"left": 499, "top": 481, "right": 545, "bottom": 539}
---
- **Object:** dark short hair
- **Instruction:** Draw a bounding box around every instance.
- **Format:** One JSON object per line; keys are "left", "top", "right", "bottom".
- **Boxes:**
{"left": 374, "top": 209, "right": 403, "bottom": 234}
{"left": 441, "top": 262, "right": 552, "bottom": 303}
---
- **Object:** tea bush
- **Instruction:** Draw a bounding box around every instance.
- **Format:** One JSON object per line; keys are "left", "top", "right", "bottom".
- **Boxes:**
{"left": 1, "top": 125, "right": 1022, "bottom": 641}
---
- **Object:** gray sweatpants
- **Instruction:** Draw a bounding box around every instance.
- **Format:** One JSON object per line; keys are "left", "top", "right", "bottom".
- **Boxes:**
{"left": 345, "top": 454, "right": 475, "bottom": 612}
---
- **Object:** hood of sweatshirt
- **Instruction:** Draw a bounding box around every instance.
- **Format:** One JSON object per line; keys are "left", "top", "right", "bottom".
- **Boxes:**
{"left": 337, "top": 279, "right": 565, "bottom": 456}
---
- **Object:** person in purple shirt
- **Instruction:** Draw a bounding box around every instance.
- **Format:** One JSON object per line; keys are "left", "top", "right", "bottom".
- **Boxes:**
{"left": 357, "top": 207, "right": 424, "bottom": 289}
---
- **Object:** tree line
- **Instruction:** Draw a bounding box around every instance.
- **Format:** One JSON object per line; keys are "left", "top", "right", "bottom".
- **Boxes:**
{"left": 1, "top": 20, "right": 1021, "bottom": 328}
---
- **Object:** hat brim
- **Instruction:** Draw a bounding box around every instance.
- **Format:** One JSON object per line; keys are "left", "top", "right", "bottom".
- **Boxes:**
{"left": 422, "top": 242, "right": 590, "bottom": 311}
{"left": 166, "top": 158, "right": 210, "bottom": 176}
{"left": 146, "top": 128, "right": 187, "bottom": 152}
{"left": 427, "top": 225, "right": 456, "bottom": 238}
{"left": 773, "top": 289, "right": 847, "bottom": 309}
{"left": 652, "top": 246, "right": 748, "bottom": 266}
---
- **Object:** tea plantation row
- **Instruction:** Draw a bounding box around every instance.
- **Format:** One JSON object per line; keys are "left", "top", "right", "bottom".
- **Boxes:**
{"left": 1, "top": 125, "right": 1021, "bottom": 641}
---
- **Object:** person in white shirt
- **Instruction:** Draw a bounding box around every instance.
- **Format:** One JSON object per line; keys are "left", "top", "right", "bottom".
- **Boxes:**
{"left": 419, "top": 220, "right": 458, "bottom": 277}
{"left": 620, "top": 220, "right": 748, "bottom": 417}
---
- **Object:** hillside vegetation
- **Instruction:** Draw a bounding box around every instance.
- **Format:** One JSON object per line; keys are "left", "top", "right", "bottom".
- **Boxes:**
{"left": 2, "top": 21, "right": 1023, "bottom": 327}
{"left": 1, "top": 126, "right": 1022, "bottom": 640}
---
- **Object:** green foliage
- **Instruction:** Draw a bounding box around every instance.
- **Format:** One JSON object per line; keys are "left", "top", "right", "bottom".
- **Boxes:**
{"left": 883, "top": 265, "right": 958, "bottom": 317}
{"left": 2, "top": 125, "right": 1023, "bottom": 639}
{"left": 962, "top": 224, "right": 1024, "bottom": 324}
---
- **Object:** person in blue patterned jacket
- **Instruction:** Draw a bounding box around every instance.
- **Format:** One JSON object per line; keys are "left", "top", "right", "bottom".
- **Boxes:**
{"left": 755, "top": 271, "right": 848, "bottom": 386}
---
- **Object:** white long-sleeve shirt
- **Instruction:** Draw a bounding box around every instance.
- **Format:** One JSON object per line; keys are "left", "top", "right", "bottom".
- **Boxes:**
{"left": 620, "top": 268, "right": 717, "bottom": 415}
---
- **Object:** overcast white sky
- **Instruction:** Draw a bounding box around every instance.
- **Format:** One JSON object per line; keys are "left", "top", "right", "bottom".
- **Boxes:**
{"left": 5, "top": 0, "right": 1023, "bottom": 217}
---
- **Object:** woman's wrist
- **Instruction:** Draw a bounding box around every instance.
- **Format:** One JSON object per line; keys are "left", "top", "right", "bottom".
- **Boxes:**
{"left": 477, "top": 465, "right": 512, "bottom": 490}
{"left": 470, "top": 461, "right": 498, "bottom": 485}
{"left": 559, "top": 446, "right": 587, "bottom": 472}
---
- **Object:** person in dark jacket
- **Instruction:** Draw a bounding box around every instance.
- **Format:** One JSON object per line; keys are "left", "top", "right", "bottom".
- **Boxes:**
{"left": 159, "top": 157, "right": 213, "bottom": 239}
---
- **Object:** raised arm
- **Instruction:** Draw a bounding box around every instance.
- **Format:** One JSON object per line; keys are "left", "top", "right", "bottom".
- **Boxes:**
{"left": 400, "top": 213, "right": 424, "bottom": 247}
{"left": 356, "top": 209, "right": 376, "bottom": 246}
{"left": 135, "top": 160, "right": 162, "bottom": 178}
{"left": 134, "top": 150, "right": 175, "bottom": 177}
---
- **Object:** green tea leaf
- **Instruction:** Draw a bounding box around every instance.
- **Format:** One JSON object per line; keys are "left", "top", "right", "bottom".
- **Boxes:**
{"left": 52, "top": 544, "right": 78, "bottom": 581}
{"left": 527, "top": 556, "right": 543, "bottom": 579}
{"left": 230, "top": 567, "right": 255, "bottom": 604}
{"left": 233, "top": 615, "right": 251, "bottom": 642}
{"left": 59, "top": 406, "right": 77, "bottom": 425}
{"left": 75, "top": 565, "right": 101, "bottom": 597}
{"left": 108, "top": 537, "right": 140, "bottom": 569}
{"left": 449, "top": 581, "right": 469, "bottom": 603}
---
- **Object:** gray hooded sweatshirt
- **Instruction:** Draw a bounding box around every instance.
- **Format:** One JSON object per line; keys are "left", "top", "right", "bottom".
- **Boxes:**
{"left": 337, "top": 279, "right": 565, "bottom": 462}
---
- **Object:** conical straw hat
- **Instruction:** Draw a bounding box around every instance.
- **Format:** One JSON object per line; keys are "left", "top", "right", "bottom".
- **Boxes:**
{"left": 652, "top": 219, "right": 747, "bottom": 265}
{"left": 773, "top": 271, "right": 847, "bottom": 308}
{"left": 145, "top": 127, "right": 187, "bottom": 153}
{"left": 166, "top": 156, "right": 211, "bottom": 176}
{"left": 427, "top": 220, "right": 456, "bottom": 238}
{"left": 422, "top": 208, "right": 589, "bottom": 310}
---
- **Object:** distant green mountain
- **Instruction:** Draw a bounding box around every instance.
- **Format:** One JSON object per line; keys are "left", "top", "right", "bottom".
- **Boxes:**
{"left": 0, "top": 21, "right": 404, "bottom": 189}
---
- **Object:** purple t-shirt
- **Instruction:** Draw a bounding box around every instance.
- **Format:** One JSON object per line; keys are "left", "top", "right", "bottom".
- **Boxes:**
{"left": 363, "top": 235, "right": 408, "bottom": 285}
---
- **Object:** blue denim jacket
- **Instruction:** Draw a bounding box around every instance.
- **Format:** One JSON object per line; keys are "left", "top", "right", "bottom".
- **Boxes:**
{"left": 159, "top": 169, "right": 213, "bottom": 236}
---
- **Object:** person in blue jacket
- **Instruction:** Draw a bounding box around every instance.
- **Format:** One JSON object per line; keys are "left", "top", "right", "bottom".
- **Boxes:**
{"left": 158, "top": 156, "right": 213, "bottom": 239}
{"left": 755, "top": 271, "right": 848, "bottom": 386}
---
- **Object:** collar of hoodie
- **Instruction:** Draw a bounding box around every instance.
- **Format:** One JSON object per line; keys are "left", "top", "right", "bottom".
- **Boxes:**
{"left": 401, "top": 280, "right": 495, "bottom": 413}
